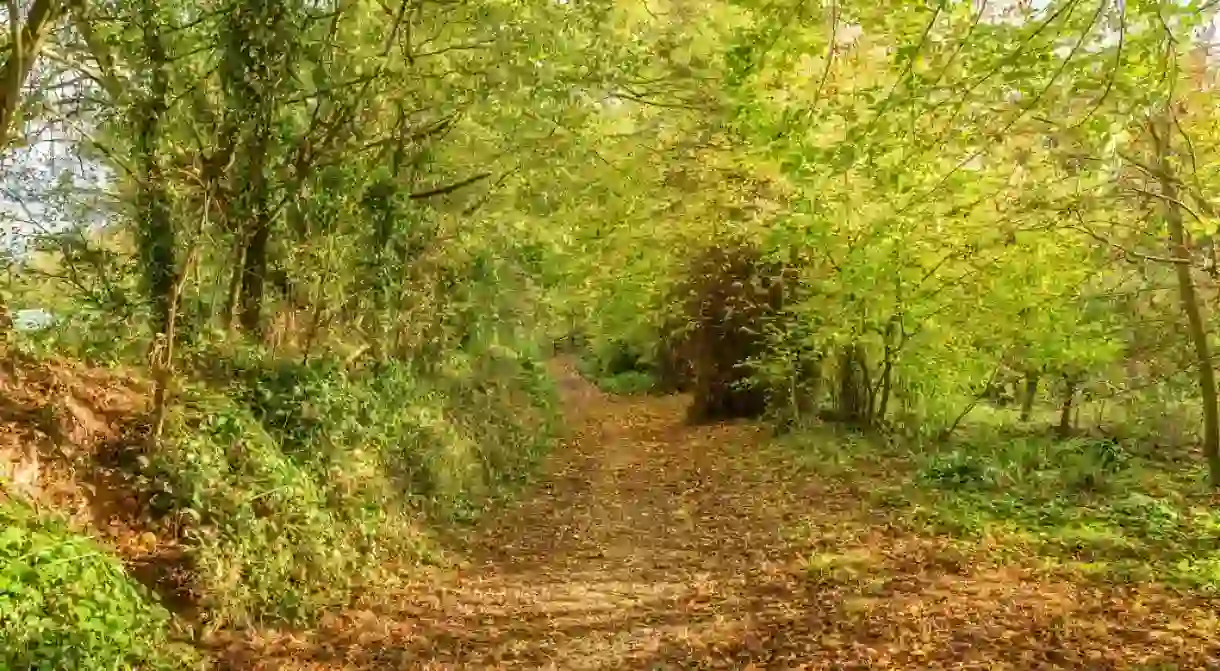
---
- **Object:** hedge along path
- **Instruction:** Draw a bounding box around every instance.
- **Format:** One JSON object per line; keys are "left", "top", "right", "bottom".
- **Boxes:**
{"left": 218, "top": 361, "right": 1220, "bottom": 669}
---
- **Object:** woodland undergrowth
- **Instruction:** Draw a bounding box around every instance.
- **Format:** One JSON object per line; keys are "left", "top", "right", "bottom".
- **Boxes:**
{"left": 0, "top": 330, "right": 559, "bottom": 669}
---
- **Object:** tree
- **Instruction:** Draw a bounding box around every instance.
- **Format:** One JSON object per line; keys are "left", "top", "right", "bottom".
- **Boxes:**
{"left": 0, "top": 0, "right": 67, "bottom": 150}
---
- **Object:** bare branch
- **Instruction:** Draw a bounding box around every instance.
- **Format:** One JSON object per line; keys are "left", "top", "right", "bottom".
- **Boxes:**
{"left": 1069, "top": 222, "right": 1192, "bottom": 266}
{"left": 408, "top": 171, "right": 492, "bottom": 200}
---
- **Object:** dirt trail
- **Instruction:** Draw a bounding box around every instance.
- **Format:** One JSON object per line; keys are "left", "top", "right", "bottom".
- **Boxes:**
{"left": 220, "top": 363, "right": 1220, "bottom": 670}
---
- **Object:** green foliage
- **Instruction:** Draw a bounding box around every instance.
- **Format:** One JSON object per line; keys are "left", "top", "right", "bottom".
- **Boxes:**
{"left": 128, "top": 343, "right": 559, "bottom": 626}
{"left": 916, "top": 435, "right": 1134, "bottom": 494}
{"left": 0, "top": 502, "right": 197, "bottom": 670}
{"left": 594, "top": 370, "right": 659, "bottom": 396}
{"left": 536, "top": 0, "right": 1220, "bottom": 481}
{"left": 148, "top": 388, "right": 375, "bottom": 624}
{"left": 8, "top": 301, "right": 148, "bottom": 368}
{"left": 788, "top": 426, "right": 1220, "bottom": 594}
{"left": 575, "top": 341, "right": 661, "bottom": 396}
{"left": 918, "top": 450, "right": 1003, "bottom": 491}
{"left": 8, "top": 0, "right": 1220, "bottom": 656}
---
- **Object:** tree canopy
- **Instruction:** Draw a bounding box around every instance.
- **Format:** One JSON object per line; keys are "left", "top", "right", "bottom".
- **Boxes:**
{"left": 5, "top": 0, "right": 1220, "bottom": 664}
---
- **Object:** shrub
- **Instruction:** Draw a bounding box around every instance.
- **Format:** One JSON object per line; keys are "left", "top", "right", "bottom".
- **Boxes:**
{"left": 124, "top": 342, "right": 559, "bottom": 626}
{"left": 786, "top": 424, "right": 1220, "bottom": 592}
{"left": 670, "top": 242, "right": 788, "bottom": 422}
{"left": 146, "top": 393, "right": 381, "bottom": 624}
{"left": 0, "top": 501, "right": 196, "bottom": 670}
{"left": 918, "top": 450, "right": 1001, "bottom": 490}
{"left": 575, "top": 339, "right": 666, "bottom": 396}
{"left": 597, "top": 370, "right": 658, "bottom": 395}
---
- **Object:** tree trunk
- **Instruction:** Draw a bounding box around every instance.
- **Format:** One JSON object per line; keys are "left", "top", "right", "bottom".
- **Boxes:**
{"left": 859, "top": 345, "right": 874, "bottom": 425}
{"left": 222, "top": 0, "right": 282, "bottom": 339}
{"left": 234, "top": 109, "right": 271, "bottom": 336}
{"left": 877, "top": 316, "right": 898, "bottom": 422}
{"left": 941, "top": 363, "right": 1001, "bottom": 439}
{"left": 0, "top": 301, "right": 11, "bottom": 353}
{"left": 238, "top": 208, "right": 270, "bottom": 334}
{"left": 222, "top": 235, "right": 246, "bottom": 330}
{"left": 134, "top": 0, "right": 175, "bottom": 339}
{"left": 134, "top": 0, "right": 179, "bottom": 446}
{"left": 1057, "top": 374, "right": 1076, "bottom": 439}
{"left": 1020, "top": 372, "right": 1039, "bottom": 421}
{"left": 798, "top": 352, "right": 823, "bottom": 420}
{"left": 1153, "top": 115, "right": 1220, "bottom": 486}
{"left": 362, "top": 180, "right": 396, "bottom": 364}
{"left": 836, "top": 344, "right": 868, "bottom": 425}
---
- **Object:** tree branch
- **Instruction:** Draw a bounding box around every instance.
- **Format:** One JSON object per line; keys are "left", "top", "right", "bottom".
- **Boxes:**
{"left": 1068, "top": 221, "right": 1193, "bottom": 266}
{"left": 0, "top": 0, "right": 68, "bottom": 149}
{"left": 408, "top": 171, "right": 491, "bottom": 200}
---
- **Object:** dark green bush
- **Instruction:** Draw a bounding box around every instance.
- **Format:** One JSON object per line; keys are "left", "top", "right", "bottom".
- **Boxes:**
{"left": 577, "top": 341, "right": 661, "bottom": 395}
{"left": 597, "top": 370, "right": 659, "bottom": 395}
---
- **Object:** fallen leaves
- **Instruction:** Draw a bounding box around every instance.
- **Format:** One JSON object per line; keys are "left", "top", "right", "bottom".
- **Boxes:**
{"left": 217, "top": 363, "right": 1220, "bottom": 669}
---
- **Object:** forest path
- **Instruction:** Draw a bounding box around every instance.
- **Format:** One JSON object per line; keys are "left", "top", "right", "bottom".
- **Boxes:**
{"left": 219, "top": 361, "right": 1220, "bottom": 669}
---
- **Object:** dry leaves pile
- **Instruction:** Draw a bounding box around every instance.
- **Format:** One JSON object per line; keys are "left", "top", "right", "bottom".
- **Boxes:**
{"left": 216, "top": 363, "right": 1220, "bottom": 669}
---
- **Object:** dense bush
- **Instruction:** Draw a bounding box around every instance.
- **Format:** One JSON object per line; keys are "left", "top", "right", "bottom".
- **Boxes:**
{"left": 670, "top": 242, "right": 789, "bottom": 423}
{"left": 0, "top": 501, "right": 197, "bottom": 670}
{"left": 576, "top": 342, "right": 661, "bottom": 396}
{"left": 126, "top": 343, "right": 559, "bottom": 626}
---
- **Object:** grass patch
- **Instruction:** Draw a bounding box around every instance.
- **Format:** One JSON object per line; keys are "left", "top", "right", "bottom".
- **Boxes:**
{"left": 593, "top": 370, "right": 659, "bottom": 395}
{"left": 778, "top": 426, "right": 911, "bottom": 482}
{"left": 784, "top": 424, "right": 1220, "bottom": 593}
{"left": 0, "top": 501, "right": 198, "bottom": 670}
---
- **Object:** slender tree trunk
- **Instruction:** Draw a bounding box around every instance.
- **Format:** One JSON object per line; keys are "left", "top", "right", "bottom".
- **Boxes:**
{"left": 223, "top": 235, "right": 246, "bottom": 329}
{"left": 860, "top": 345, "right": 874, "bottom": 425}
{"left": 1057, "top": 374, "right": 1076, "bottom": 439}
{"left": 1153, "top": 116, "right": 1220, "bottom": 486}
{"left": 877, "top": 316, "right": 898, "bottom": 422}
{"left": 362, "top": 180, "right": 396, "bottom": 363}
{"left": 238, "top": 208, "right": 270, "bottom": 333}
{"left": 222, "top": 0, "right": 282, "bottom": 339}
{"left": 795, "top": 353, "right": 823, "bottom": 423}
{"left": 941, "top": 363, "right": 1002, "bottom": 439}
{"left": 1020, "top": 372, "right": 1039, "bottom": 421}
{"left": 151, "top": 248, "right": 196, "bottom": 445}
{"left": 300, "top": 274, "right": 327, "bottom": 364}
{"left": 0, "top": 299, "right": 11, "bottom": 353}
{"left": 836, "top": 344, "right": 866, "bottom": 424}
{"left": 235, "top": 111, "right": 271, "bottom": 335}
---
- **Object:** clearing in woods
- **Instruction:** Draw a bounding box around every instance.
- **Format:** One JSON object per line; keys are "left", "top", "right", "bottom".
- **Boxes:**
{"left": 218, "top": 363, "right": 1220, "bottom": 669}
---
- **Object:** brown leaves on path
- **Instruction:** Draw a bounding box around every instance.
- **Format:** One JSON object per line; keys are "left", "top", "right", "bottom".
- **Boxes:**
{"left": 217, "top": 361, "right": 1220, "bottom": 669}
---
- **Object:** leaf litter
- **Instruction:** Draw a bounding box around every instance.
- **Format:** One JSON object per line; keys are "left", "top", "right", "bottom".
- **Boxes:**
{"left": 215, "top": 363, "right": 1220, "bottom": 669}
